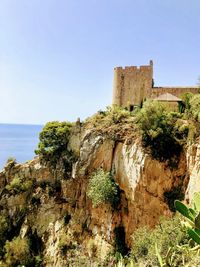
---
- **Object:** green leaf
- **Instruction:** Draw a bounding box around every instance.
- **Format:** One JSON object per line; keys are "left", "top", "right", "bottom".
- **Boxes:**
{"left": 188, "top": 208, "right": 197, "bottom": 219}
{"left": 193, "top": 193, "right": 200, "bottom": 211}
{"left": 195, "top": 212, "right": 200, "bottom": 229}
{"left": 174, "top": 200, "right": 194, "bottom": 222}
{"left": 188, "top": 228, "right": 200, "bottom": 245}
{"left": 194, "top": 228, "right": 200, "bottom": 236}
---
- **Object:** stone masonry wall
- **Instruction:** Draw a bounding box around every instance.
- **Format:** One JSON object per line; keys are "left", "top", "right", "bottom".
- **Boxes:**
{"left": 112, "top": 62, "right": 153, "bottom": 107}
{"left": 151, "top": 87, "right": 200, "bottom": 98}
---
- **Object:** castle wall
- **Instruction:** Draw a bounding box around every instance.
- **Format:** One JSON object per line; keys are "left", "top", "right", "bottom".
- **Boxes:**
{"left": 112, "top": 62, "right": 153, "bottom": 107}
{"left": 151, "top": 87, "right": 200, "bottom": 98}
{"left": 112, "top": 67, "right": 124, "bottom": 106}
{"left": 112, "top": 61, "right": 200, "bottom": 108}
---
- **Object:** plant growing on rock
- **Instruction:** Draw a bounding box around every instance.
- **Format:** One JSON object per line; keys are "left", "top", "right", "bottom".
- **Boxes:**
{"left": 35, "top": 121, "right": 73, "bottom": 160}
{"left": 4, "top": 236, "right": 31, "bottom": 266}
{"left": 87, "top": 169, "right": 119, "bottom": 208}
{"left": 135, "top": 100, "right": 183, "bottom": 161}
{"left": 181, "top": 92, "right": 194, "bottom": 112}
{"left": 189, "top": 94, "right": 200, "bottom": 122}
{"left": 35, "top": 121, "right": 77, "bottom": 176}
{"left": 5, "top": 176, "right": 33, "bottom": 195}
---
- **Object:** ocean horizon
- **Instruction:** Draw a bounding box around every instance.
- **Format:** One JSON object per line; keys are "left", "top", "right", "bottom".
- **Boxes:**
{"left": 0, "top": 123, "right": 43, "bottom": 170}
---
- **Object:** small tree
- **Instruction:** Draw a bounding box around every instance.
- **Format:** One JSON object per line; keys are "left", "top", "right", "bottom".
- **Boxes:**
{"left": 35, "top": 121, "right": 73, "bottom": 164}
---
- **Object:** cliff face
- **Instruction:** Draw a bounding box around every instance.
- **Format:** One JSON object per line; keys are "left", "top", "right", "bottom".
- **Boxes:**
{"left": 0, "top": 125, "right": 198, "bottom": 266}
{"left": 185, "top": 141, "right": 200, "bottom": 201}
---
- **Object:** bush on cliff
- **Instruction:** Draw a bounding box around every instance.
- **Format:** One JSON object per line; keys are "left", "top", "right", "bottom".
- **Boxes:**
{"left": 136, "top": 100, "right": 183, "bottom": 161}
{"left": 4, "top": 236, "right": 31, "bottom": 266}
{"left": 35, "top": 121, "right": 74, "bottom": 165}
{"left": 87, "top": 169, "right": 119, "bottom": 208}
{"left": 189, "top": 94, "right": 200, "bottom": 122}
{"left": 6, "top": 176, "right": 33, "bottom": 195}
{"left": 85, "top": 105, "right": 134, "bottom": 128}
{"left": 181, "top": 92, "right": 194, "bottom": 112}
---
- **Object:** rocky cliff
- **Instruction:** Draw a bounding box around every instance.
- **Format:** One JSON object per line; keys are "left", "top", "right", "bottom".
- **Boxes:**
{"left": 0, "top": 118, "right": 199, "bottom": 266}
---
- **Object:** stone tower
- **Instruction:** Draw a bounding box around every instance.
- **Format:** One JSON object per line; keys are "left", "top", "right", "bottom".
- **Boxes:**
{"left": 112, "top": 60, "right": 153, "bottom": 109}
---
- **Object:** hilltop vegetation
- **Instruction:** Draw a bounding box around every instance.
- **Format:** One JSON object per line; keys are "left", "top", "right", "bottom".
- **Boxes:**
{"left": 33, "top": 93, "right": 200, "bottom": 167}
{"left": 84, "top": 93, "right": 200, "bottom": 162}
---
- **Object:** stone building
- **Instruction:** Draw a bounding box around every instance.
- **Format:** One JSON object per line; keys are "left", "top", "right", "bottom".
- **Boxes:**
{"left": 112, "top": 60, "right": 200, "bottom": 110}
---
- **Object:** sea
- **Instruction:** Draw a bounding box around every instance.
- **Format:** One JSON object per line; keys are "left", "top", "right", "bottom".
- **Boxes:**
{"left": 0, "top": 124, "right": 43, "bottom": 170}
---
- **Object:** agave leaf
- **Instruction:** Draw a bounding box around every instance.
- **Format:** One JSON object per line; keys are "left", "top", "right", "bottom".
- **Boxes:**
{"left": 186, "top": 208, "right": 196, "bottom": 224}
{"left": 193, "top": 193, "right": 200, "bottom": 211}
{"left": 195, "top": 228, "right": 200, "bottom": 236}
{"left": 188, "top": 228, "right": 200, "bottom": 245}
{"left": 174, "top": 200, "right": 194, "bottom": 222}
{"left": 195, "top": 212, "right": 200, "bottom": 229}
{"left": 189, "top": 208, "right": 197, "bottom": 219}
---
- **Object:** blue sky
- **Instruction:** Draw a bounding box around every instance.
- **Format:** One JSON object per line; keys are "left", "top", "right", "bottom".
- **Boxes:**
{"left": 0, "top": 0, "right": 200, "bottom": 124}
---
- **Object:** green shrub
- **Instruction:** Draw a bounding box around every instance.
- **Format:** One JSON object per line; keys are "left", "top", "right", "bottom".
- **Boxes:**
{"left": 4, "top": 236, "right": 31, "bottom": 266}
{"left": 131, "top": 216, "right": 189, "bottom": 266}
{"left": 189, "top": 94, "right": 200, "bottom": 122}
{"left": 135, "top": 100, "right": 184, "bottom": 161}
{"left": 87, "top": 169, "right": 119, "bottom": 208}
{"left": 5, "top": 176, "right": 33, "bottom": 195}
{"left": 135, "top": 100, "right": 167, "bottom": 138}
{"left": 35, "top": 121, "right": 73, "bottom": 164}
{"left": 106, "top": 105, "right": 133, "bottom": 124}
{"left": 181, "top": 92, "right": 194, "bottom": 111}
{"left": 85, "top": 105, "right": 134, "bottom": 128}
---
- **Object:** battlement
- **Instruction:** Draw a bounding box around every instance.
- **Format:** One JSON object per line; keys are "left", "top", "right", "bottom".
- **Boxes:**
{"left": 112, "top": 60, "right": 199, "bottom": 109}
{"left": 114, "top": 64, "right": 152, "bottom": 71}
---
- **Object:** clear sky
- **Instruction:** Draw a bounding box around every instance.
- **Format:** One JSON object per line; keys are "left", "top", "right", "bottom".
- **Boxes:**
{"left": 0, "top": 0, "right": 200, "bottom": 125}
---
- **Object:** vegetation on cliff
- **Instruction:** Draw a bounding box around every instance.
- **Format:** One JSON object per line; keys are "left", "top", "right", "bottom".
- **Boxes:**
{"left": 189, "top": 94, "right": 200, "bottom": 122}
{"left": 85, "top": 94, "right": 200, "bottom": 164}
{"left": 35, "top": 121, "right": 73, "bottom": 162}
{"left": 87, "top": 169, "right": 120, "bottom": 208}
{"left": 35, "top": 121, "right": 76, "bottom": 177}
{"left": 135, "top": 100, "right": 183, "bottom": 161}
{"left": 0, "top": 94, "right": 200, "bottom": 266}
